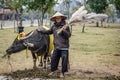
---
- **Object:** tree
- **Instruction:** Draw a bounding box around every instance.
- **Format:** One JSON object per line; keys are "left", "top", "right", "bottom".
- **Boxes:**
{"left": 87, "top": 0, "right": 108, "bottom": 13}
{"left": 104, "top": 6, "right": 116, "bottom": 23}
{"left": 0, "top": 1, "right": 4, "bottom": 30}
{"left": 5, "top": 0, "right": 27, "bottom": 32}
{"left": 87, "top": 0, "right": 108, "bottom": 27}
{"left": 109, "top": 0, "right": 120, "bottom": 12}
{"left": 27, "top": 0, "right": 56, "bottom": 27}
{"left": 109, "top": 0, "right": 120, "bottom": 18}
{"left": 63, "top": 0, "right": 71, "bottom": 19}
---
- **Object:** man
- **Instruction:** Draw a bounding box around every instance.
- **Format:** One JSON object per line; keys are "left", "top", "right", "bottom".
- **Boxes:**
{"left": 38, "top": 12, "right": 71, "bottom": 78}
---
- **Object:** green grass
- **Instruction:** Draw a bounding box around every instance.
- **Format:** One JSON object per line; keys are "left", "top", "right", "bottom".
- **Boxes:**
{"left": 70, "top": 24, "right": 120, "bottom": 64}
{"left": 0, "top": 24, "right": 120, "bottom": 79}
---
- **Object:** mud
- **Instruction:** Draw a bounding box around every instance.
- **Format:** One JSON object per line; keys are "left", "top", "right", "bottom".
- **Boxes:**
{"left": 2, "top": 68, "right": 51, "bottom": 79}
{"left": 0, "top": 68, "right": 120, "bottom": 80}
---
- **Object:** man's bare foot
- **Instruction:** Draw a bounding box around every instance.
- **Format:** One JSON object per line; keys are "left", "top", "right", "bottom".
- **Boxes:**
{"left": 48, "top": 72, "right": 55, "bottom": 76}
{"left": 60, "top": 73, "right": 65, "bottom": 78}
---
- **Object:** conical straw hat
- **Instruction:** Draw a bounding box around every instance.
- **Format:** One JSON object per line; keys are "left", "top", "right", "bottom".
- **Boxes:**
{"left": 50, "top": 12, "right": 67, "bottom": 21}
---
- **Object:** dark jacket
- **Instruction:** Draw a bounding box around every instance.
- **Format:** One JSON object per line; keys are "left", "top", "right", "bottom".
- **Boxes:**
{"left": 40, "top": 21, "right": 71, "bottom": 50}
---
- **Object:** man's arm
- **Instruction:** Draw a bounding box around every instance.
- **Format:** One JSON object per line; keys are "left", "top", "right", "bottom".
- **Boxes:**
{"left": 37, "top": 26, "right": 53, "bottom": 34}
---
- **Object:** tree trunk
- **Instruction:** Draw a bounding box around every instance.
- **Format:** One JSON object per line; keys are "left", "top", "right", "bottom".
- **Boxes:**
{"left": 15, "top": 8, "right": 20, "bottom": 33}
{"left": 82, "top": 24, "right": 85, "bottom": 33}
{"left": 107, "top": 16, "right": 109, "bottom": 23}
{"left": 13, "top": 13, "right": 16, "bottom": 33}
{"left": 30, "top": 10, "right": 34, "bottom": 27}
{"left": 1, "top": 21, "right": 3, "bottom": 30}
{"left": 66, "top": 0, "right": 70, "bottom": 19}
{"left": 38, "top": 19, "right": 40, "bottom": 27}
{"left": 101, "top": 20, "right": 103, "bottom": 27}
{"left": 45, "top": 13, "right": 48, "bottom": 26}
{"left": 96, "top": 22, "right": 99, "bottom": 27}
{"left": 112, "top": 14, "right": 115, "bottom": 23}
{"left": 39, "top": 2, "right": 44, "bottom": 27}
{"left": 14, "top": 19, "right": 16, "bottom": 33}
{"left": 19, "top": 14, "right": 22, "bottom": 27}
{"left": 39, "top": 17, "right": 43, "bottom": 27}
{"left": 1, "top": 8, "right": 4, "bottom": 30}
{"left": 30, "top": 19, "right": 34, "bottom": 27}
{"left": 38, "top": 12, "right": 44, "bottom": 27}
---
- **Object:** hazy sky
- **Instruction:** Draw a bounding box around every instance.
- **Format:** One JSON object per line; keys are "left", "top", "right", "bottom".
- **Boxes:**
{"left": 54, "top": 0, "right": 85, "bottom": 11}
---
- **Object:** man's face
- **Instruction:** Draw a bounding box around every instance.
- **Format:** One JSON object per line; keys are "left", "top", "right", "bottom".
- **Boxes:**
{"left": 55, "top": 16, "right": 62, "bottom": 23}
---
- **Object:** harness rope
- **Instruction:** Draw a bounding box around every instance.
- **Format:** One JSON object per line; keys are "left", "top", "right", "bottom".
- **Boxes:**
{"left": 26, "top": 43, "right": 29, "bottom": 58}
{"left": 17, "top": 32, "right": 29, "bottom": 58}
{"left": 24, "top": 31, "right": 43, "bottom": 60}
{"left": 7, "top": 55, "right": 13, "bottom": 73}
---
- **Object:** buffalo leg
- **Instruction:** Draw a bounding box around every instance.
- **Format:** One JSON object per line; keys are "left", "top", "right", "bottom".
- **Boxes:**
{"left": 31, "top": 52, "right": 37, "bottom": 69}
{"left": 47, "top": 57, "right": 51, "bottom": 65}
{"left": 43, "top": 53, "right": 48, "bottom": 69}
{"left": 43, "top": 59, "right": 46, "bottom": 69}
{"left": 38, "top": 56, "right": 43, "bottom": 67}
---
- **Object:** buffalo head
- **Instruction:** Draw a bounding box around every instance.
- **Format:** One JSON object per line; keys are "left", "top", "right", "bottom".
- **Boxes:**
{"left": 6, "top": 38, "right": 26, "bottom": 54}
{"left": 6, "top": 31, "right": 34, "bottom": 55}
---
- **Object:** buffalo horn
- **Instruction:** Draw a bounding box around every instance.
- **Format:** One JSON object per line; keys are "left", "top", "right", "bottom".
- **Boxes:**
{"left": 20, "top": 31, "right": 34, "bottom": 40}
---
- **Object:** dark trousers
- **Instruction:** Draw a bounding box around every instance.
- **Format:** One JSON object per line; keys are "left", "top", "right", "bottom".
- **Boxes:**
{"left": 51, "top": 49, "right": 68, "bottom": 73}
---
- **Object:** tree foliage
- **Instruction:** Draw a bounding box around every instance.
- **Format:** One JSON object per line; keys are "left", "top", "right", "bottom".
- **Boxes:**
{"left": 87, "top": 0, "right": 108, "bottom": 13}
{"left": 104, "top": 6, "right": 115, "bottom": 17}
{"left": 2, "top": 0, "right": 28, "bottom": 27}
{"left": 109, "top": 0, "right": 120, "bottom": 12}
{"left": 2, "top": 0, "right": 56, "bottom": 26}
{"left": 3, "top": 0, "right": 27, "bottom": 11}
{"left": 26, "top": 0, "right": 56, "bottom": 26}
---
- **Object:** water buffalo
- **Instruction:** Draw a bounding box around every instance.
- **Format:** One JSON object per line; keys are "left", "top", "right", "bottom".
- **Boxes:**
{"left": 5, "top": 29, "right": 53, "bottom": 69}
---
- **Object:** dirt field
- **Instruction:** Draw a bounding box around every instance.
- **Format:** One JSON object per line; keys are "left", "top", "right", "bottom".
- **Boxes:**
{"left": 0, "top": 23, "right": 120, "bottom": 80}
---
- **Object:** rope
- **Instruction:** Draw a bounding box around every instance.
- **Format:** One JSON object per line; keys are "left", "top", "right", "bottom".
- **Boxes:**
{"left": 26, "top": 45, "right": 29, "bottom": 58}
{"left": 17, "top": 32, "right": 26, "bottom": 41}
{"left": 25, "top": 39, "right": 29, "bottom": 58}
{"left": 7, "top": 55, "right": 13, "bottom": 73}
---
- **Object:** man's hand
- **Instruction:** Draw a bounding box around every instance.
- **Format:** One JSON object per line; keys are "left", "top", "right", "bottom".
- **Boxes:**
{"left": 62, "top": 25, "right": 67, "bottom": 31}
{"left": 57, "top": 25, "right": 68, "bottom": 34}
{"left": 36, "top": 28, "right": 41, "bottom": 31}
